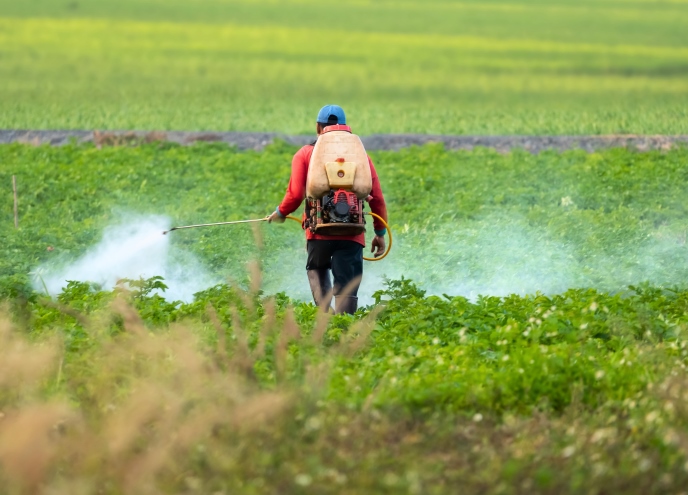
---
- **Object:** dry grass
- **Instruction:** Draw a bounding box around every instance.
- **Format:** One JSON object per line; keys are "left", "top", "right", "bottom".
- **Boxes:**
{"left": 0, "top": 287, "right": 386, "bottom": 494}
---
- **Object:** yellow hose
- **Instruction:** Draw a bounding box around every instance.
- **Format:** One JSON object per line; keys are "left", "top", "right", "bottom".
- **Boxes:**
{"left": 363, "top": 212, "right": 392, "bottom": 261}
{"left": 283, "top": 213, "right": 391, "bottom": 262}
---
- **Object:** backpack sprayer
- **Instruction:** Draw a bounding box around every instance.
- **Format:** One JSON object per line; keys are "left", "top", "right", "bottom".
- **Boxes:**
{"left": 163, "top": 125, "right": 392, "bottom": 261}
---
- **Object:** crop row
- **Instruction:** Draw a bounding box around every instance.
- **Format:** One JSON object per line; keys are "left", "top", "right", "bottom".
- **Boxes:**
{"left": 3, "top": 142, "right": 688, "bottom": 300}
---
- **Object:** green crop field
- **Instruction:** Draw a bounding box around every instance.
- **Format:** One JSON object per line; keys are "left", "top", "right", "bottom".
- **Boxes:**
{"left": 3, "top": 142, "right": 688, "bottom": 300}
{"left": 3, "top": 1, "right": 688, "bottom": 491}
{"left": 1, "top": 0, "right": 688, "bottom": 134}
{"left": 2, "top": 142, "right": 688, "bottom": 493}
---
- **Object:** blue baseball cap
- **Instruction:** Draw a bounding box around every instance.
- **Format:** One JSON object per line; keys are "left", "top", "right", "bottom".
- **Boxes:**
{"left": 316, "top": 104, "right": 346, "bottom": 125}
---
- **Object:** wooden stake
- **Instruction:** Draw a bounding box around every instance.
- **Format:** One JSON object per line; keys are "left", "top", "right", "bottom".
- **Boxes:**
{"left": 12, "top": 175, "right": 18, "bottom": 229}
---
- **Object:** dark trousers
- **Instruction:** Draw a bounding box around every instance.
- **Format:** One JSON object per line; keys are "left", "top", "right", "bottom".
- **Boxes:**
{"left": 306, "top": 240, "right": 363, "bottom": 297}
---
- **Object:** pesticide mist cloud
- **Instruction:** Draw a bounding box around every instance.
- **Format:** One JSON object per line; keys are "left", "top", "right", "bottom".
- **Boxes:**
{"left": 35, "top": 215, "right": 219, "bottom": 302}
{"left": 33, "top": 212, "right": 688, "bottom": 306}
{"left": 358, "top": 213, "right": 688, "bottom": 303}
{"left": 359, "top": 214, "right": 576, "bottom": 302}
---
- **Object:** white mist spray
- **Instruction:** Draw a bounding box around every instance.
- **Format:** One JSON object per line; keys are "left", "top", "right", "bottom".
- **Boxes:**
{"left": 357, "top": 214, "right": 576, "bottom": 303}
{"left": 358, "top": 213, "right": 688, "bottom": 303}
{"left": 35, "top": 214, "right": 218, "bottom": 302}
{"left": 33, "top": 212, "right": 687, "bottom": 306}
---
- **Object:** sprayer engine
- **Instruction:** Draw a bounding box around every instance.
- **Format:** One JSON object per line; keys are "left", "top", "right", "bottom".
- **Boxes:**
{"left": 307, "top": 189, "right": 366, "bottom": 235}
{"left": 326, "top": 189, "right": 360, "bottom": 223}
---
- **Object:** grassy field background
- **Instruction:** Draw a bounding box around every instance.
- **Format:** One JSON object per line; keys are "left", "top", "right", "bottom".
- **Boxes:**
{"left": 1, "top": 0, "right": 687, "bottom": 134}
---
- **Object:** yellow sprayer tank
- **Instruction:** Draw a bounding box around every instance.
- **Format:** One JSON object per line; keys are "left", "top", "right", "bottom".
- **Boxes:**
{"left": 306, "top": 130, "right": 372, "bottom": 200}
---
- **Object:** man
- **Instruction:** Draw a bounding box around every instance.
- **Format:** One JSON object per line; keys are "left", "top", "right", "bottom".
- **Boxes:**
{"left": 267, "top": 104, "right": 388, "bottom": 314}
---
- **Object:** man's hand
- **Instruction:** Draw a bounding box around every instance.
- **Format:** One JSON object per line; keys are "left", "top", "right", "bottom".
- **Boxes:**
{"left": 267, "top": 210, "right": 286, "bottom": 223}
{"left": 371, "top": 235, "right": 386, "bottom": 257}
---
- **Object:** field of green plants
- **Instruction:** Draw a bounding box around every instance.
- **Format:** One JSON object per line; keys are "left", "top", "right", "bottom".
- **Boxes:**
{"left": 2, "top": 141, "right": 688, "bottom": 493}
{"left": 1, "top": 0, "right": 688, "bottom": 134}
{"left": 3, "top": 142, "right": 688, "bottom": 299}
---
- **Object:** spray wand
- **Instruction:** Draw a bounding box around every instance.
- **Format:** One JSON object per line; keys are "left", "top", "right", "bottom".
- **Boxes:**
{"left": 162, "top": 217, "right": 274, "bottom": 235}
{"left": 163, "top": 213, "right": 392, "bottom": 261}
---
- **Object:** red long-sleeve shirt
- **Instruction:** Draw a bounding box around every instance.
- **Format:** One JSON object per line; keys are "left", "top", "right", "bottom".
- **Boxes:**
{"left": 277, "top": 142, "right": 388, "bottom": 247}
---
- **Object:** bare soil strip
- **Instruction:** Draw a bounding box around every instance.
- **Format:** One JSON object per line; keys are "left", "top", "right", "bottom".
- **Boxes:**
{"left": 2, "top": 129, "right": 687, "bottom": 153}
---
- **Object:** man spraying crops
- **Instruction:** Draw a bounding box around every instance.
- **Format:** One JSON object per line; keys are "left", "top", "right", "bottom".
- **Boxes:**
{"left": 267, "top": 105, "right": 388, "bottom": 314}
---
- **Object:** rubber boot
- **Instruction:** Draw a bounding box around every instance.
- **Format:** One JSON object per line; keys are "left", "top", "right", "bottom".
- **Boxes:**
{"left": 307, "top": 269, "right": 333, "bottom": 311}
{"left": 334, "top": 295, "right": 358, "bottom": 315}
